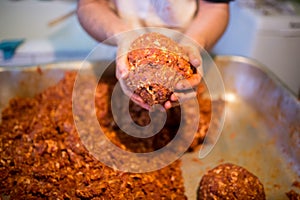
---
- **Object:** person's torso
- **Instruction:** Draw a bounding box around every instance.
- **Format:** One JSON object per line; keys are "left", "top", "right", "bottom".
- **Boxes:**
{"left": 111, "top": 0, "right": 197, "bottom": 31}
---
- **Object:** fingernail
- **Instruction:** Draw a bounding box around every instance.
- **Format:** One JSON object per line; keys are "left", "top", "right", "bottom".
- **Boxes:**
{"left": 121, "top": 71, "right": 128, "bottom": 79}
{"left": 192, "top": 59, "right": 200, "bottom": 66}
{"left": 171, "top": 94, "right": 178, "bottom": 101}
{"left": 164, "top": 101, "right": 171, "bottom": 110}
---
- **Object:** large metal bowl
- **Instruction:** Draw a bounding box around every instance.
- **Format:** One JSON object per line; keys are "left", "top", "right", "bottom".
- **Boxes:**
{"left": 0, "top": 56, "right": 299, "bottom": 199}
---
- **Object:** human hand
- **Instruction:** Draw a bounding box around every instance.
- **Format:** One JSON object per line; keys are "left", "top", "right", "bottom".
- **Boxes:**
{"left": 116, "top": 31, "right": 153, "bottom": 110}
{"left": 176, "top": 43, "right": 203, "bottom": 90}
{"left": 116, "top": 31, "right": 203, "bottom": 111}
{"left": 115, "top": 31, "right": 138, "bottom": 80}
{"left": 163, "top": 90, "right": 197, "bottom": 109}
{"left": 164, "top": 42, "right": 203, "bottom": 109}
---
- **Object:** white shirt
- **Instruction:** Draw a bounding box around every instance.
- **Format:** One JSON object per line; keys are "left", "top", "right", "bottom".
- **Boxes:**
{"left": 110, "top": 0, "right": 197, "bottom": 31}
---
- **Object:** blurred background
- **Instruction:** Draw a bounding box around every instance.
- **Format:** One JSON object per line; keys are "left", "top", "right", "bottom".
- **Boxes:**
{"left": 0, "top": 0, "right": 300, "bottom": 96}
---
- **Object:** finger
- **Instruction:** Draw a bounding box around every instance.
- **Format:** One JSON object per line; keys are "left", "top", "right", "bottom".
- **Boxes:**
{"left": 130, "top": 93, "right": 144, "bottom": 104}
{"left": 118, "top": 77, "right": 132, "bottom": 96}
{"left": 129, "top": 93, "right": 151, "bottom": 110}
{"left": 116, "top": 54, "right": 129, "bottom": 79}
{"left": 183, "top": 46, "right": 202, "bottom": 68}
{"left": 119, "top": 80, "right": 151, "bottom": 110}
{"left": 188, "top": 53, "right": 201, "bottom": 68}
{"left": 170, "top": 93, "right": 178, "bottom": 101}
{"left": 173, "top": 90, "right": 197, "bottom": 102}
{"left": 133, "top": 100, "right": 151, "bottom": 110}
{"left": 164, "top": 101, "right": 172, "bottom": 110}
{"left": 175, "top": 73, "right": 201, "bottom": 90}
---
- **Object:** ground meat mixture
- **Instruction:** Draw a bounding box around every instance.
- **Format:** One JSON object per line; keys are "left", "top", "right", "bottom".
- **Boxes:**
{"left": 286, "top": 190, "right": 300, "bottom": 200}
{"left": 126, "top": 32, "right": 196, "bottom": 106}
{"left": 134, "top": 83, "right": 173, "bottom": 106}
{"left": 0, "top": 71, "right": 214, "bottom": 199}
{"left": 197, "top": 163, "right": 266, "bottom": 200}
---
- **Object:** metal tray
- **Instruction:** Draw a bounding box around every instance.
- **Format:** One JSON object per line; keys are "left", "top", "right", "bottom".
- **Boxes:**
{"left": 0, "top": 56, "right": 299, "bottom": 200}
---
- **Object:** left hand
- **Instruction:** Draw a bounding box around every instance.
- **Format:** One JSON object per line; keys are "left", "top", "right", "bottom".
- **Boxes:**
{"left": 175, "top": 43, "right": 203, "bottom": 90}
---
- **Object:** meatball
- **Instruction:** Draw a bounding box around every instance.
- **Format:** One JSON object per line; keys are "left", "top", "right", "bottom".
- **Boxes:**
{"left": 198, "top": 163, "right": 266, "bottom": 200}
{"left": 126, "top": 32, "right": 195, "bottom": 106}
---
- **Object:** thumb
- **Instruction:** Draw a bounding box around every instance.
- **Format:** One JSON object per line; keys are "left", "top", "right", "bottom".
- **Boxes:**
{"left": 116, "top": 53, "right": 129, "bottom": 80}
